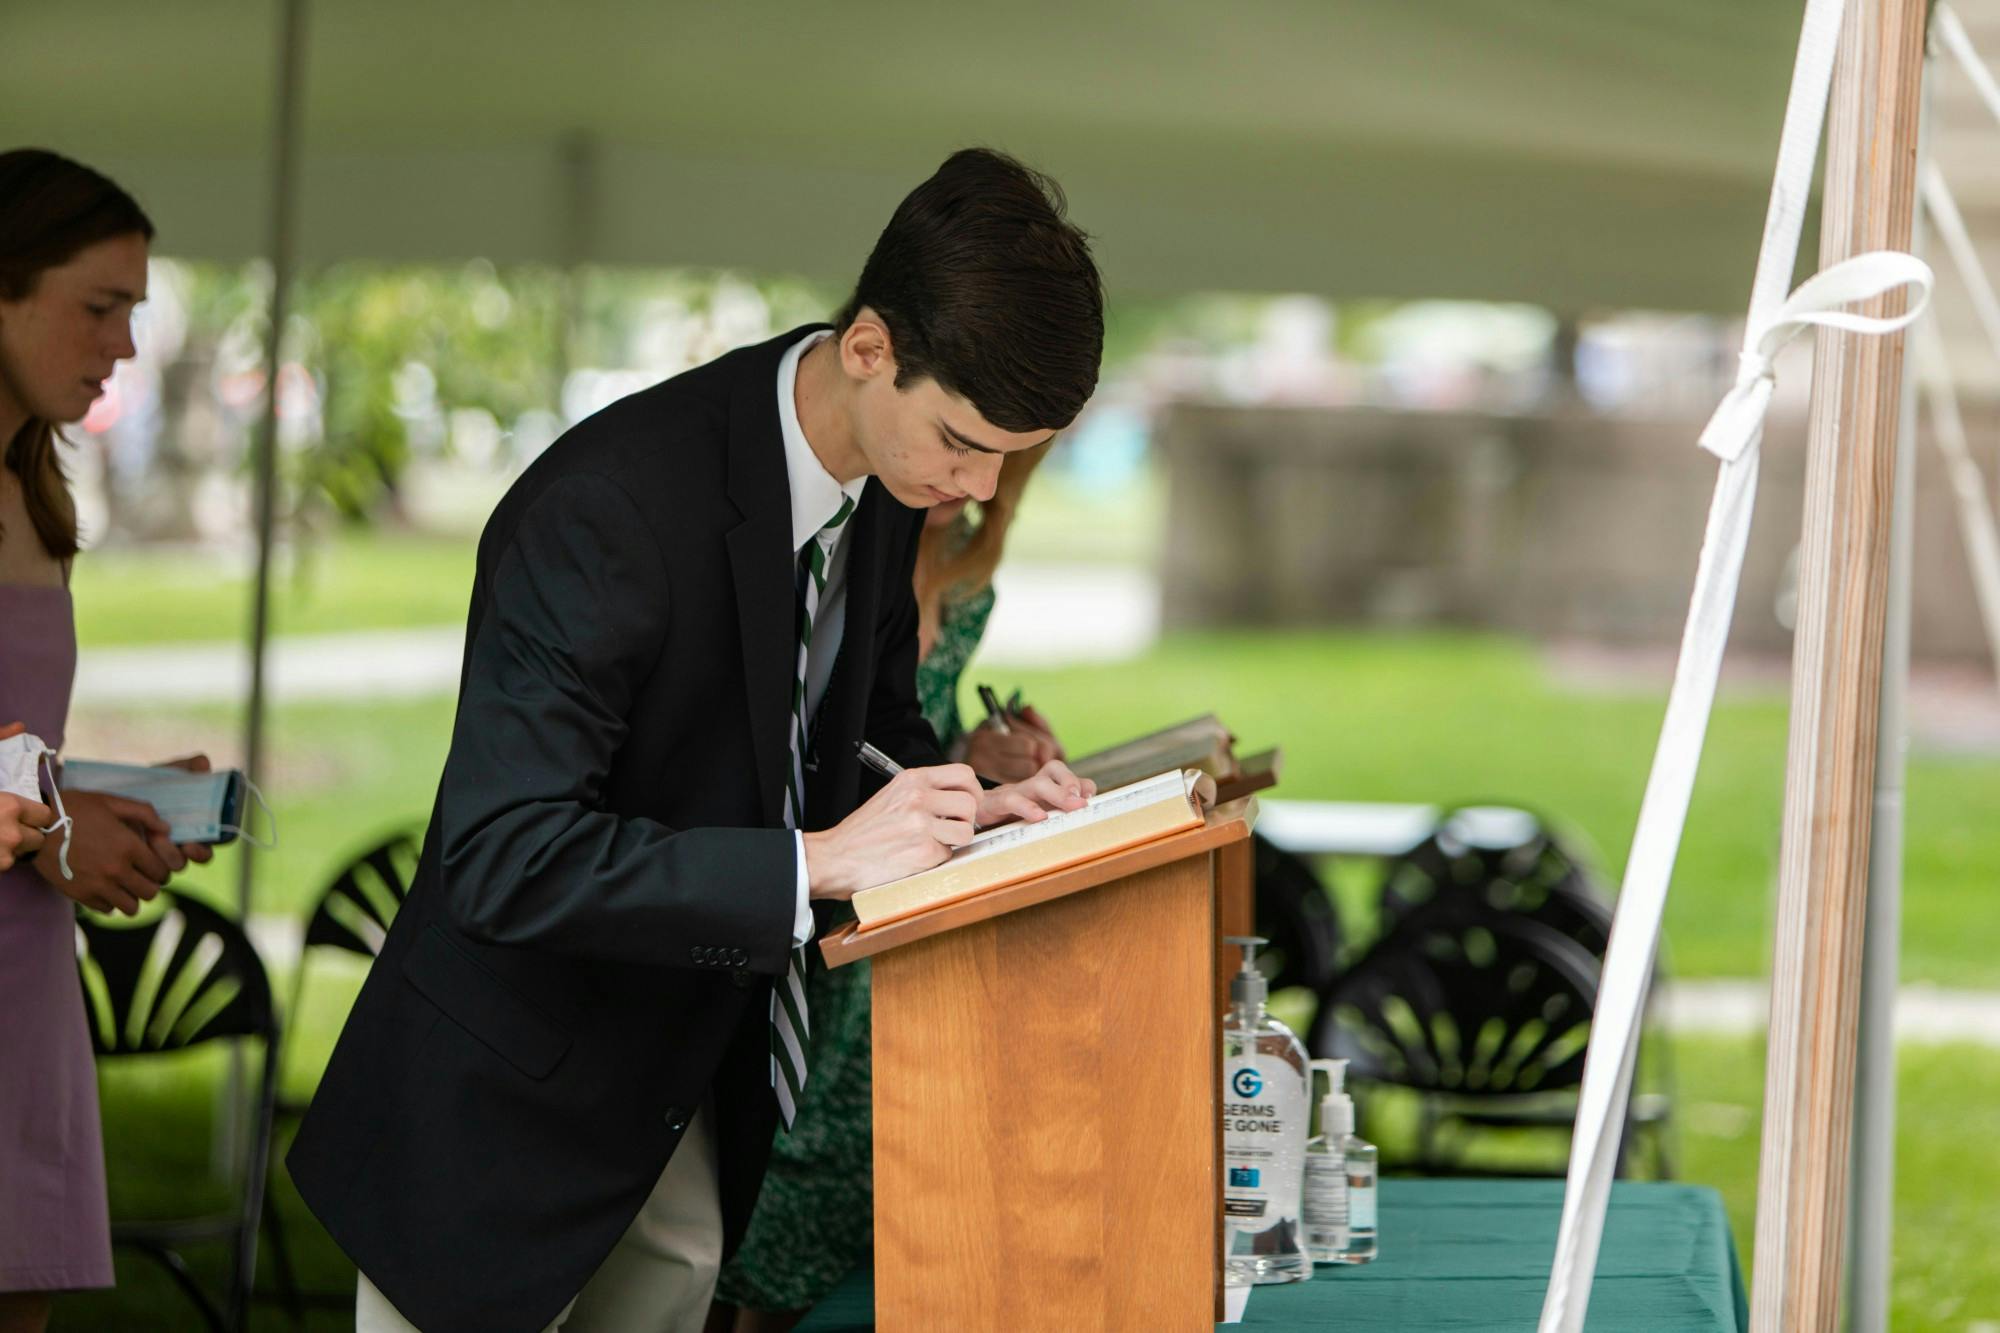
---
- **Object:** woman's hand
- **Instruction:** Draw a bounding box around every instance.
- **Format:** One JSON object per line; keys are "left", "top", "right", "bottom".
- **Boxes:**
{"left": 972, "top": 759, "right": 1095, "bottom": 829}
{"left": 0, "top": 721, "right": 52, "bottom": 872}
{"left": 152, "top": 753, "right": 217, "bottom": 867}
{"left": 960, "top": 706, "right": 1064, "bottom": 784}
{"left": 0, "top": 792, "right": 52, "bottom": 873}
{"left": 36, "top": 788, "right": 178, "bottom": 916}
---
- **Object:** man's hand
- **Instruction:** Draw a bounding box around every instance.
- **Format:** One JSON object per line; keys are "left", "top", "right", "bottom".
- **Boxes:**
{"left": 803, "top": 763, "right": 986, "bottom": 900}
{"left": 972, "top": 759, "right": 1094, "bottom": 830}
{"left": 0, "top": 792, "right": 52, "bottom": 873}
{"left": 152, "top": 753, "right": 217, "bottom": 866}
{"left": 37, "top": 788, "right": 178, "bottom": 916}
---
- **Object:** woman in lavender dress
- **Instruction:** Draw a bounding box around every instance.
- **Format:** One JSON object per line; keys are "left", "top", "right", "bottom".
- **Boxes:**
{"left": 0, "top": 150, "right": 214, "bottom": 1333}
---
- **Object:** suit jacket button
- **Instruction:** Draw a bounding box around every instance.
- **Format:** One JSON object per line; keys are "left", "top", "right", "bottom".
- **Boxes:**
{"left": 731, "top": 948, "right": 747, "bottom": 966}
{"left": 689, "top": 946, "right": 703, "bottom": 964}
{"left": 732, "top": 969, "right": 753, "bottom": 989}
{"left": 663, "top": 1105, "right": 688, "bottom": 1132}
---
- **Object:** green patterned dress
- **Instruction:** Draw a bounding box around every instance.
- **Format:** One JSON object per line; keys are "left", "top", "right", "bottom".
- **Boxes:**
{"left": 714, "top": 577, "right": 996, "bottom": 1312}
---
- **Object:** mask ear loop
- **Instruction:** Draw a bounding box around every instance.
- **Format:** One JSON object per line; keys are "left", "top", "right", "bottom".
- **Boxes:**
{"left": 36, "top": 750, "right": 75, "bottom": 881}
{"left": 217, "top": 777, "right": 277, "bottom": 850}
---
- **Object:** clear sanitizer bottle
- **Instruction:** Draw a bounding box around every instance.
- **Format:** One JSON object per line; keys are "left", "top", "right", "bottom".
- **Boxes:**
{"left": 1303, "top": 1058, "right": 1377, "bottom": 1266}
{"left": 1221, "top": 936, "right": 1312, "bottom": 1286}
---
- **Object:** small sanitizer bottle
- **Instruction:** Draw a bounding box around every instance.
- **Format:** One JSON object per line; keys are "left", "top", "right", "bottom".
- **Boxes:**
{"left": 1304, "top": 1058, "right": 1377, "bottom": 1265}
{"left": 1221, "top": 936, "right": 1312, "bottom": 1286}
{"left": 1302, "top": 1059, "right": 1349, "bottom": 1264}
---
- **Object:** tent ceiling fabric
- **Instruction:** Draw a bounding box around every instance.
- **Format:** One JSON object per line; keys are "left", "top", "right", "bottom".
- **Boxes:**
{"left": 12, "top": 0, "right": 1815, "bottom": 310}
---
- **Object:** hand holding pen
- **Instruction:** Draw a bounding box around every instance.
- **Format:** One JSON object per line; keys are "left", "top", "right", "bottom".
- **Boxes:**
{"left": 965, "top": 684, "right": 1064, "bottom": 784}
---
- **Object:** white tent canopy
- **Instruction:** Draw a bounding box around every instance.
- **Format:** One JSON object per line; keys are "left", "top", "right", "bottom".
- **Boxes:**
{"left": 16, "top": 0, "right": 1824, "bottom": 311}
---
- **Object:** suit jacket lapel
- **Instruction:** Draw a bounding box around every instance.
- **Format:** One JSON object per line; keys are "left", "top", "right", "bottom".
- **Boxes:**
{"left": 725, "top": 339, "right": 800, "bottom": 830}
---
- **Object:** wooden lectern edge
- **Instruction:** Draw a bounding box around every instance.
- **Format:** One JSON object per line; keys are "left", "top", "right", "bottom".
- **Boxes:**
{"left": 817, "top": 796, "right": 1260, "bottom": 968}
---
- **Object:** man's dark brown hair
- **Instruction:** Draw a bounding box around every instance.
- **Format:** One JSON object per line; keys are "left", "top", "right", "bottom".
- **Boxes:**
{"left": 836, "top": 148, "right": 1104, "bottom": 433}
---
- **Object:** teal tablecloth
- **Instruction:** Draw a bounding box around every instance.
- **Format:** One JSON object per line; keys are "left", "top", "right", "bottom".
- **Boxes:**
{"left": 796, "top": 1179, "right": 1747, "bottom": 1331}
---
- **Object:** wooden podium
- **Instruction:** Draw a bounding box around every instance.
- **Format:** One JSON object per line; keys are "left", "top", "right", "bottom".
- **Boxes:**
{"left": 819, "top": 799, "right": 1257, "bottom": 1331}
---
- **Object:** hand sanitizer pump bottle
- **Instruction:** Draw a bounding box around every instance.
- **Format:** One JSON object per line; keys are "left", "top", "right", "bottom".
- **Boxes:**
{"left": 1303, "top": 1058, "right": 1378, "bottom": 1266}
{"left": 1221, "top": 936, "right": 1312, "bottom": 1286}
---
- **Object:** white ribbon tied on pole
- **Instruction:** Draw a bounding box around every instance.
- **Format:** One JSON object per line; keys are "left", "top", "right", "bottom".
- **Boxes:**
{"left": 1698, "top": 251, "right": 1936, "bottom": 464}
{"left": 1535, "top": 234, "right": 1932, "bottom": 1333}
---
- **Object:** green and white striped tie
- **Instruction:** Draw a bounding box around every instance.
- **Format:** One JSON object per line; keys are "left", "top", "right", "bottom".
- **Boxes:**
{"left": 772, "top": 492, "right": 856, "bottom": 1130}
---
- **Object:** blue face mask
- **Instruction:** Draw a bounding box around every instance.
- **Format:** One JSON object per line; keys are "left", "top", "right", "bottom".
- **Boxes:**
{"left": 57, "top": 759, "right": 272, "bottom": 848}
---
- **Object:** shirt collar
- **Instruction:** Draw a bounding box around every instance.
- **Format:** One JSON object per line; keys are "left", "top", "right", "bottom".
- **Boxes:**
{"left": 777, "top": 330, "right": 867, "bottom": 553}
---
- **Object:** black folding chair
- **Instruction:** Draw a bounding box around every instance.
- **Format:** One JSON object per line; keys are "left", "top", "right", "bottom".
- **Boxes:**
{"left": 263, "top": 827, "right": 422, "bottom": 1316}
{"left": 1371, "top": 805, "right": 1677, "bottom": 1176}
{"left": 1311, "top": 909, "right": 1638, "bottom": 1177}
{"left": 1378, "top": 804, "right": 1611, "bottom": 952}
{"left": 75, "top": 891, "right": 279, "bottom": 1332}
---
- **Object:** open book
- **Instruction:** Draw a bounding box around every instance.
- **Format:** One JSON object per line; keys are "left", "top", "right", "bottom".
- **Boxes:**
{"left": 1065, "top": 713, "right": 1238, "bottom": 791}
{"left": 851, "top": 769, "right": 1205, "bottom": 930}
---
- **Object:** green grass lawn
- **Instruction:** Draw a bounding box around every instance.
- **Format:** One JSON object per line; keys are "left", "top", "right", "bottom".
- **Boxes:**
{"left": 66, "top": 464, "right": 1147, "bottom": 651}
{"left": 1004, "top": 630, "right": 2000, "bottom": 988}
{"left": 71, "top": 530, "right": 478, "bottom": 648}
{"left": 116, "top": 627, "right": 2000, "bottom": 989}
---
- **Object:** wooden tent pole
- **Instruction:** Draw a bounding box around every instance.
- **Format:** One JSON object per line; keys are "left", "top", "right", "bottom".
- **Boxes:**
{"left": 1749, "top": 0, "right": 1928, "bottom": 1326}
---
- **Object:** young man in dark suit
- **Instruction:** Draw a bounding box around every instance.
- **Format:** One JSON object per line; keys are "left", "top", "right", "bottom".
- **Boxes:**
{"left": 286, "top": 149, "right": 1106, "bottom": 1333}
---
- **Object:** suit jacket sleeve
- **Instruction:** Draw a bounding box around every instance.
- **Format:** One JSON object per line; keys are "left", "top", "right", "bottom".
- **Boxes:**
{"left": 861, "top": 505, "right": 950, "bottom": 792}
{"left": 434, "top": 471, "right": 797, "bottom": 973}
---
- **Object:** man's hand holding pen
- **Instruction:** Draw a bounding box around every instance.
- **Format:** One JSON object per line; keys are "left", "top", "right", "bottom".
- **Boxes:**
{"left": 805, "top": 746, "right": 1096, "bottom": 900}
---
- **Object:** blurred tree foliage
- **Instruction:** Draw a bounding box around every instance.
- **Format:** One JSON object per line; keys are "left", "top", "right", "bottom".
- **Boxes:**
{"left": 291, "top": 260, "right": 567, "bottom": 523}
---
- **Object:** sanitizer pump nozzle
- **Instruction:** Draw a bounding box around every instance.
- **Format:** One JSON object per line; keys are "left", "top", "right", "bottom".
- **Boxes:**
{"left": 1312, "top": 1058, "right": 1353, "bottom": 1139}
{"left": 1225, "top": 934, "right": 1269, "bottom": 1014}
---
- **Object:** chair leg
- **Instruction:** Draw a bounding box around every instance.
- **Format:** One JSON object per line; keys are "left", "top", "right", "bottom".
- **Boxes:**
{"left": 128, "top": 1241, "right": 228, "bottom": 1333}
{"left": 261, "top": 1186, "right": 308, "bottom": 1327}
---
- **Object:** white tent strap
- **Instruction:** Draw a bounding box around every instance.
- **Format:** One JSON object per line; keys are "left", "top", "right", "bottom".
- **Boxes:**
{"left": 1921, "top": 164, "right": 2000, "bottom": 372}
{"left": 1699, "top": 251, "right": 1937, "bottom": 463}
{"left": 1537, "top": 0, "right": 1934, "bottom": 1319}
{"left": 1937, "top": 5, "right": 2000, "bottom": 132}
{"left": 1536, "top": 259, "right": 1928, "bottom": 1333}
{"left": 1913, "top": 316, "right": 2000, "bottom": 685}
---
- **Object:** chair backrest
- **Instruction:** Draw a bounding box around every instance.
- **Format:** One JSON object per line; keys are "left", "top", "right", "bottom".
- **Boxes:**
{"left": 1378, "top": 805, "right": 1612, "bottom": 957}
{"left": 1310, "top": 909, "right": 1600, "bottom": 1098}
{"left": 76, "top": 891, "right": 276, "bottom": 1055}
{"left": 302, "top": 828, "right": 422, "bottom": 958}
{"left": 1252, "top": 832, "right": 1344, "bottom": 994}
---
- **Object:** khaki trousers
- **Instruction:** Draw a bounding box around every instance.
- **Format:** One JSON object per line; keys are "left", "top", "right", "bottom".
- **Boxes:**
{"left": 356, "top": 1106, "right": 722, "bottom": 1333}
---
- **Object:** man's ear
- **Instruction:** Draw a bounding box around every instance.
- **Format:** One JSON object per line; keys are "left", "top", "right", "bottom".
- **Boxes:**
{"left": 839, "top": 309, "right": 895, "bottom": 383}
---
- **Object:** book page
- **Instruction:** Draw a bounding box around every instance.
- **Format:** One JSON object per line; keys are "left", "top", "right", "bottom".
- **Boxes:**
{"left": 938, "top": 768, "right": 1195, "bottom": 871}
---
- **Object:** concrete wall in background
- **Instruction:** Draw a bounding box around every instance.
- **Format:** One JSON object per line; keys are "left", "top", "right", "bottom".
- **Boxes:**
{"left": 1158, "top": 400, "right": 2000, "bottom": 664}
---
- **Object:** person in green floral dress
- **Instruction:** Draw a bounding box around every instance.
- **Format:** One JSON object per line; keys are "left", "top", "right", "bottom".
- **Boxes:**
{"left": 712, "top": 444, "right": 1058, "bottom": 1332}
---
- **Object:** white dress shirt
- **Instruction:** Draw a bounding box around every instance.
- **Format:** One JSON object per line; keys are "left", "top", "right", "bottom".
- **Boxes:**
{"left": 778, "top": 330, "right": 868, "bottom": 945}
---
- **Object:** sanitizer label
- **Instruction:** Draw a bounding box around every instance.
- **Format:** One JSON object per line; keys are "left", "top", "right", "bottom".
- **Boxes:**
{"left": 1221, "top": 1055, "right": 1305, "bottom": 1225}
{"left": 1304, "top": 1154, "right": 1347, "bottom": 1226}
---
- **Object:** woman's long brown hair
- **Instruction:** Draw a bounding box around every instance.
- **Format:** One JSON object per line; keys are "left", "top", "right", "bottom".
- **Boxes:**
{"left": 0, "top": 149, "right": 155, "bottom": 560}
{"left": 914, "top": 439, "right": 1054, "bottom": 656}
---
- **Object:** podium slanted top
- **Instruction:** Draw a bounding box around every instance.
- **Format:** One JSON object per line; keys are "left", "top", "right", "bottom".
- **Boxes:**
{"left": 818, "top": 796, "right": 1258, "bottom": 968}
